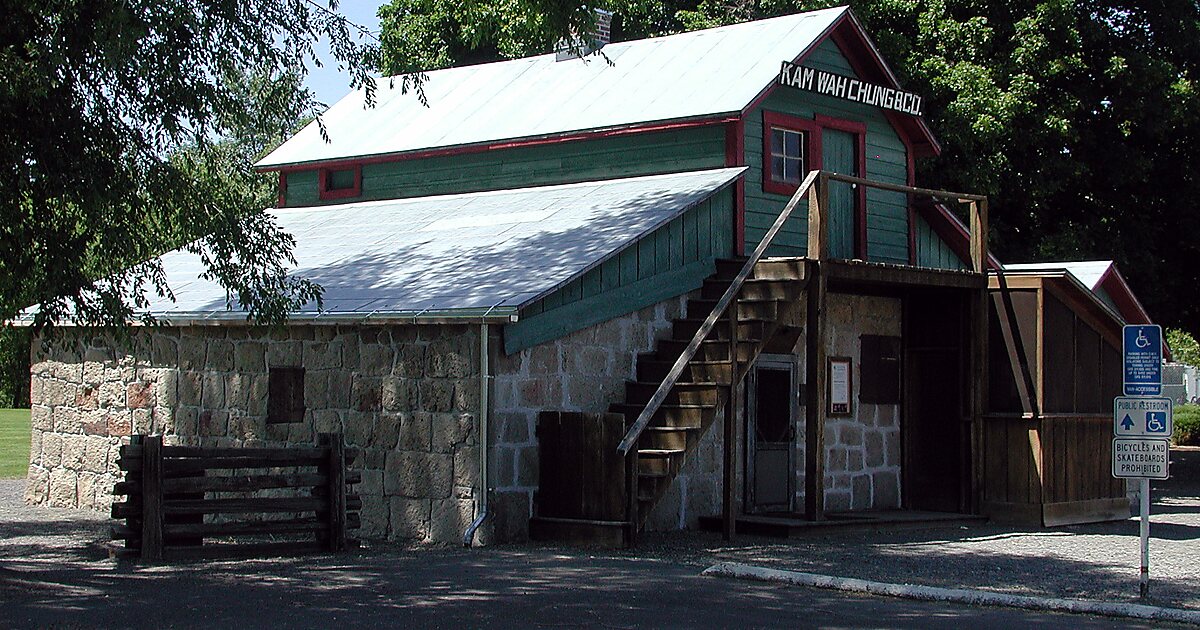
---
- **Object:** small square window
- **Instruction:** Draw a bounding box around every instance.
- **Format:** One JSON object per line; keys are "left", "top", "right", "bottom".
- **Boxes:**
{"left": 317, "top": 166, "right": 361, "bottom": 200}
{"left": 268, "top": 367, "right": 306, "bottom": 424}
{"left": 770, "top": 127, "right": 806, "bottom": 185}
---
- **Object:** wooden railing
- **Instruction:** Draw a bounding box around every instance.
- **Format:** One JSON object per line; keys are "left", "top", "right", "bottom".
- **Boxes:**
{"left": 615, "top": 170, "right": 989, "bottom": 457}
{"left": 111, "top": 433, "right": 360, "bottom": 560}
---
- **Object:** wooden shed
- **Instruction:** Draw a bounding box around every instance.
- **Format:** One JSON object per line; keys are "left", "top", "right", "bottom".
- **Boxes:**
{"left": 984, "top": 263, "right": 1149, "bottom": 525}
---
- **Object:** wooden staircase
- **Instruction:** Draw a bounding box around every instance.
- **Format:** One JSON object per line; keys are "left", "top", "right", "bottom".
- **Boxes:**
{"left": 529, "top": 257, "right": 808, "bottom": 546}
{"left": 612, "top": 257, "right": 808, "bottom": 531}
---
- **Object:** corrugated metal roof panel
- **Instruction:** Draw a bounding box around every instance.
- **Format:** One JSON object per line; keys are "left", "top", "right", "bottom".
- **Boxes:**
{"left": 257, "top": 7, "right": 846, "bottom": 168}
{"left": 1004, "top": 261, "right": 1113, "bottom": 290}
{"left": 141, "top": 167, "right": 745, "bottom": 319}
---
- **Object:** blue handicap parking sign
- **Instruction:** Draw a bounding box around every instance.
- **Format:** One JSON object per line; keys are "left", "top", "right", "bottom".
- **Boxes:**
{"left": 1123, "top": 325, "right": 1162, "bottom": 396}
{"left": 1146, "top": 411, "right": 1168, "bottom": 433}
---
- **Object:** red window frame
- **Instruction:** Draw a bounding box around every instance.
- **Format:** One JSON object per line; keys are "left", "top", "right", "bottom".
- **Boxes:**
{"left": 762, "top": 111, "right": 822, "bottom": 196}
{"left": 317, "top": 165, "right": 362, "bottom": 201}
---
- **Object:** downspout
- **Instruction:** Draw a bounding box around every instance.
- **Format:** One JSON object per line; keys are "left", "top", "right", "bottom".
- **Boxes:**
{"left": 463, "top": 322, "right": 491, "bottom": 546}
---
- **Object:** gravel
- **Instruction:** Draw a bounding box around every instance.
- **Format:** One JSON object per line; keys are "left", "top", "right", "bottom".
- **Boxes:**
{"left": 0, "top": 448, "right": 1196, "bottom": 617}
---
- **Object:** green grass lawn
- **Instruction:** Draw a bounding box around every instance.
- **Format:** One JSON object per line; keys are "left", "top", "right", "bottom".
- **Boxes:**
{"left": 0, "top": 408, "right": 31, "bottom": 478}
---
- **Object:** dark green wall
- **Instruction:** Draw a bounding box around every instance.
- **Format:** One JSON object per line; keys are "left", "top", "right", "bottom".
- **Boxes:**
{"left": 282, "top": 126, "right": 728, "bottom": 207}
{"left": 504, "top": 189, "right": 735, "bottom": 353}
{"left": 744, "top": 38, "right": 910, "bottom": 263}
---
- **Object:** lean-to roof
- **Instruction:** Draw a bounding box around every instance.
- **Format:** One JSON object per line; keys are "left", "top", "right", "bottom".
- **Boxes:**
{"left": 135, "top": 168, "right": 744, "bottom": 322}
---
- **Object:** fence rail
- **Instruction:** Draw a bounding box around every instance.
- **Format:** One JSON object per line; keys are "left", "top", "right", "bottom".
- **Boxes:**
{"left": 111, "top": 433, "right": 360, "bottom": 560}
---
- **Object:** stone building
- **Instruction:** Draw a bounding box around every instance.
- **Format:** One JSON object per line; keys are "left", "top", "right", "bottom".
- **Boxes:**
{"left": 25, "top": 6, "right": 1159, "bottom": 544}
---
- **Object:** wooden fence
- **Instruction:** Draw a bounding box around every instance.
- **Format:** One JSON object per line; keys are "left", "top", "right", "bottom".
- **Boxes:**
{"left": 111, "top": 433, "right": 361, "bottom": 560}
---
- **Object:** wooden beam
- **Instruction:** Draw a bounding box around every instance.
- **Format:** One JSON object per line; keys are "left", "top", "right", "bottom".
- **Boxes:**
{"left": 970, "top": 287, "right": 988, "bottom": 514}
{"left": 723, "top": 312, "right": 738, "bottom": 541}
{"left": 804, "top": 261, "right": 827, "bottom": 521}
{"left": 141, "top": 435, "right": 164, "bottom": 561}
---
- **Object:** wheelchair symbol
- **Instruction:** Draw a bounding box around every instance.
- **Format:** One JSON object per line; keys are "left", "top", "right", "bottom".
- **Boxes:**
{"left": 1146, "top": 411, "right": 1167, "bottom": 433}
{"left": 1135, "top": 329, "right": 1151, "bottom": 349}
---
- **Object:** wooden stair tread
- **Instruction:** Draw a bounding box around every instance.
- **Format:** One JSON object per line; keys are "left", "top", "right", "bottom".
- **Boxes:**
{"left": 637, "top": 449, "right": 685, "bottom": 457}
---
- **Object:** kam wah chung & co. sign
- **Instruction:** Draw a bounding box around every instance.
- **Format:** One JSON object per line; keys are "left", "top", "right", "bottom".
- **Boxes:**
{"left": 778, "top": 60, "right": 924, "bottom": 117}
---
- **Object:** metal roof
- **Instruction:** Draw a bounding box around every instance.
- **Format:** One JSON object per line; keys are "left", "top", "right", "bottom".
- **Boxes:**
{"left": 257, "top": 7, "right": 847, "bottom": 168}
{"left": 139, "top": 167, "right": 745, "bottom": 321}
{"left": 1004, "top": 260, "right": 1113, "bottom": 290}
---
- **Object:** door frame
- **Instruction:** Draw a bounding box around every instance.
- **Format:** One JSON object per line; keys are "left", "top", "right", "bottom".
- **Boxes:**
{"left": 745, "top": 353, "right": 801, "bottom": 514}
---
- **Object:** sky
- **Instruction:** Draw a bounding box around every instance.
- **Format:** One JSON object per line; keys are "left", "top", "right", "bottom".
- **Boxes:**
{"left": 303, "top": 2, "right": 385, "bottom": 107}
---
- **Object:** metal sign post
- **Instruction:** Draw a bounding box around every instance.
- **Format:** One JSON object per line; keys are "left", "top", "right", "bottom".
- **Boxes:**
{"left": 1114, "top": 325, "right": 1168, "bottom": 600}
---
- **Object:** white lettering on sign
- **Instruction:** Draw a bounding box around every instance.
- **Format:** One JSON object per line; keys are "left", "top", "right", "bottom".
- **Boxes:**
{"left": 779, "top": 61, "right": 923, "bottom": 117}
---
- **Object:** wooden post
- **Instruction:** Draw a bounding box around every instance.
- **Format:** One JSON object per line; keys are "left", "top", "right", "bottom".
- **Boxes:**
{"left": 141, "top": 435, "right": 164, "bottom": 561}
{"left": 968, "top": 199, "right": 989, "bottom": 513}
{"left": 625, "top": 449, "right": 639, "bottom": 547}
{"left": 722, "top": 302, "right": 739, "bottom": 540}
{"left": 804, "top": 175, "right": 829, "bottom": 521}
{"left": 320, "top": 433, "right": 347, "bottom": 552}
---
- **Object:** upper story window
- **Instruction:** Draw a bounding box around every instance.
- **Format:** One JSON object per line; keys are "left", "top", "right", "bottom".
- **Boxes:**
{"left": 762, "top": 111, "right": 820, "bottom": 196}
{"left": 318, "top": 165, "right": 362, "bottom": 201}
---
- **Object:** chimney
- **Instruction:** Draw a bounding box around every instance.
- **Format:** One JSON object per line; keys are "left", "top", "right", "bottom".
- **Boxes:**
{"left": 556, "top": 9, "right": 613, "bottom": 61}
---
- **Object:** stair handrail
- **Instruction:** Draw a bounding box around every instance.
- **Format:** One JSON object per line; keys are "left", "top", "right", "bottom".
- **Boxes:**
{"left": 616, "top": 169, "right": 823, "bottom": 456}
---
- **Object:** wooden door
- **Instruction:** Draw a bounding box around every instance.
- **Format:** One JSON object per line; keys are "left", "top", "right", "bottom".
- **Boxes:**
{"left": 747, "top": 359, "right": 797, "bottom": 513}
{"left": 823, "top": 128, "right": 858, "bottom": 260}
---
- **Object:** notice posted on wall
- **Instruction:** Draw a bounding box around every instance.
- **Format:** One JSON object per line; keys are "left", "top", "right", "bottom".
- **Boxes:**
{"left": 829, "top": 357, "right": 851, "bottom": 416}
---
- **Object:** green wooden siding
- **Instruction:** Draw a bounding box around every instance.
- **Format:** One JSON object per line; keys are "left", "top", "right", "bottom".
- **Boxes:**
{"left": 505, "top": 190, "right": 735, "bottom": 353}
{"left": 745, "top": 38, "right": 911, "bottom": 263}
{"left": 913, "top": 214, "right": 967, "bottom": 270}
{"left": 282, "top": 126, "right": 727, "bottom": 207}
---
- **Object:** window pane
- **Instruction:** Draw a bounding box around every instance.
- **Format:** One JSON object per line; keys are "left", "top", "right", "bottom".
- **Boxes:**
{"left": 784, "top": 157, "right": 801, "bottom": 183}
{"left": 785, "top": 131, "right": 801, "bottom": 157}
{"left": 771, "top": 156, "right": 786, "bottom": 182}
{"left": 328, "top": 169, "right": 357, "bottom": 191}
{"left": 772, "top": 129, "right": 786, "bottom": 155}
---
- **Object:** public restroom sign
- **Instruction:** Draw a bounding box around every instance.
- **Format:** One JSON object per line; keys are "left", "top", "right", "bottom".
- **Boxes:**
{"left": 1123, "top": 324, "right": 1162, "bottom": 396}
{"left": 778, "top": 61, "right": 924, "bottom": 117}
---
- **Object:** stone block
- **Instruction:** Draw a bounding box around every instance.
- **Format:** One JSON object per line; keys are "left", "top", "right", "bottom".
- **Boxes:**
{"left": 41, "top": 432, "right": 63, "bottom": 467}
{"left": 61, "top": 434, "right": 87, "bottom": 468}
{"left": 361, "top": 448, "right": 386, "bottom": 470}
{"left": 132, "top": 409, "right": 153, "bottom": 434}
{"left": 201, "top": 374, "right": 225, "bottom": 409}
{"left": 384, "top": 450, "right": 453, "bottom": 499}
{"left": 155, "top": 371, "right": 178, "bottom": 409}
{"left": 151, "top": 334, "right": 178, "bottom": 366}
{"left": 563, "top": 345, "right": 609, "bottom": 377}
{"left": 25, "top": 466, "right": 49, "bottom": 504}
{"left": 823, "top": 489, "right": 851, "bottom": 512}
{"left": 126, "top": 381, "right": 154, "bottom": 409}
{"left": 394, "top": 344, "right": 425, "bottom": 379}
{"left": 825, "top": 447, "right": 847, "bottom": 473}
{"left": 77, "top": 471, "right": 99, "bottom": 509}
{"left": 234, "top": 341, "right": 265, "bottom": 372}
{"left": 565, "top": 378, "right": 605, "bottom": 412}
{"left": 30, "top": 406, "right": 52, "bottom": 431}
{"left": 371, "top": 412, "right": 402, "bottom": 450}
{"left": 497, "top": 411, "right": 529, "bottom": 444}
{"left": 303, "top": 341, "right": 342, "bottom": 370}
{"left": 847, "top": 449, "right": 864, "bottom": 472}
{"left": 872, "top": 470, "right": 900, "bottom": 508}
{"left": 351, "top": 377, "right": 382, "bottom": 413}
{"left": 206, "top": 338, "right": 234, "bottom": 374}
{"left": 430, "top": 497, "right": 476, "bottom": 544}
{"left": 359, "top": 343, "right": 394, "bottom": 376}
{"left": 117, "top": 409, "right": 142, "bottom": 437}
{"left": 876, "top": 406, "right": 898, "bottom": 428}
{"left": 515, "top": 446, "right": 538, "bottom": 487}
{"left": 453, "top": 380, "right": 480, "bottom": 412}
{"left": 177, "top": 372, "right": 202, "bottom": 407}
{"left": 343, "top": 411, "right": 374, "bottom": 447}
{"left": 286, "top": 420, "right": 314, "bottom": 444}
{"left": 28, "top": 429, "right": 42, "bottom": 462}
{"left": 266, "top": 340, "right": 302, "bottom": 366}
{"left": 425, "top": 340, "right": 474, "bottom": 378}
{"left": 453, "top": 445, "right": 479, "bottom": 488}
{"left": 527, "top": 345, "right": 560, "bottom": 375}
{"left": 388, "top": 497, "right": 431, "bottom": 541}
{"left": 312, "top": 409, "right": 341, "bottom": 435}
{"left": 418, "top": 380, "right": 454, "bottom": 413}
{"left": 359, "top": 494, "right": 389, "bottom": 539}
{"left": 490, "top": 447, "right": 516, "bottom": 488}
{"left": 864, "top": 432, "right": 885, "bottom": 468}
{"left": 839, "top": 423, "right": 863, "bottom": 447}
{"left": 381, "top": 377, "right": 417, "bottom": 412}
{"left": 432, "top": 413, "right": 475, "bottom": 453}
{"left": 199, "top": 410, "right": 229, "bottom": 437}
{"left": 247, "top": 375, "right": 269, "bottom": 416}
{"left": 81, "top": 410, "right": 108, "bottom": 436}
{"left": 48, "top": 468, "right": 78, "bottom": 508}
{"left": 398, "top": 412, "right": 431, "bottom": 451}
{"left": 83, "top": 438, "right": 108, "bottom": 473}
{"left": 884, "top": 431, "right": 901, "bottom": 467}
{"left": 328, "top": 372, "right": 353, "bottom": 409}
{"left": 852, "top": 474, "right": 872, "bottom": 510}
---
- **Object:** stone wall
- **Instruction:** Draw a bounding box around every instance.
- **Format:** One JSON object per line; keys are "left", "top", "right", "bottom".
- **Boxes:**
{"left": 490, "top": 294, "right": 691, "bottom": 540}
{"left": 26, "top": 325, "right": 484, "bottom": 545}
{"left": 804, "top": 293, "right": 904, "bottom": 512}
